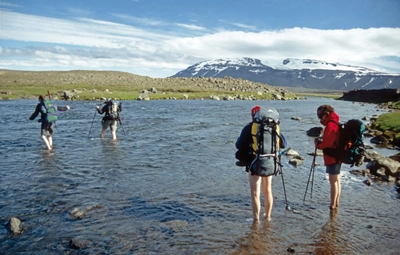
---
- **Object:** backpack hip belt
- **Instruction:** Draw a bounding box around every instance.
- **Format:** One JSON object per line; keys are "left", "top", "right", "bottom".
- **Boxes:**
{"left": 259, "top": 153, "right": 278, "bottom": 158}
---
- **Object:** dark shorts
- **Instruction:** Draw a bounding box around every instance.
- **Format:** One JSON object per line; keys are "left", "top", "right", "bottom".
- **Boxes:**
{"left": 102, "top": 119, "right": 117, "bottom": 132}
{"left": 326, "top": 163, "right": 341, "bottom": 175}
{"left": 41, "top": 122, "right": 53, "bottom": 136}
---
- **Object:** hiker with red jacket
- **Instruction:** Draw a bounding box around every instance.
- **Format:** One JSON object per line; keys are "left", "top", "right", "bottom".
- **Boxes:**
{"left": 314, "top": 104, "right": 342, "bottom": 210}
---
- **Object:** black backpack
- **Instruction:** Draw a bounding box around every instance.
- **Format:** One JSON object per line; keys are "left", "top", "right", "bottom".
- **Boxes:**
{"left": 107, "top": 100, "right": 121, "bottom": 120}
{"left": 323, "top": 119, "right": 366, "bottom": 167}
{"left": 248, "top": 108, "right": 286, "bottom": 176}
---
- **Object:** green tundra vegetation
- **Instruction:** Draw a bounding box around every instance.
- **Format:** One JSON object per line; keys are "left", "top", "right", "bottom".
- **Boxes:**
{"left": 373, "top": 111, "right": 400, "bottom": 138}
{"left": 0, "top": 69, "right": 298, "bottom": 101}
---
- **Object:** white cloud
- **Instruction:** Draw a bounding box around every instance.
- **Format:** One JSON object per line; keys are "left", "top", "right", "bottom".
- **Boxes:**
{"left": 1, "top": 10, "right": 400, "bottom": 77}
{"left": 112, "top": 13, "right": 165, "bottom": 26}
{"left": 231, "top": 23, "right": 258, "bottom": 31}
{"left": 176, "top": 23, "right": 206, "bottom": 31}
{"left": 0, "top": 2, "right": 21, "bottom": 8}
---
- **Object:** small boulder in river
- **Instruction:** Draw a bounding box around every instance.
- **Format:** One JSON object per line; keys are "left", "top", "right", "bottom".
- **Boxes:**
{"left": 7, "top": 217, "right": 23, "bottom": 235}
{"left": 307, "top": 127, "right": 323, "bottom": 137}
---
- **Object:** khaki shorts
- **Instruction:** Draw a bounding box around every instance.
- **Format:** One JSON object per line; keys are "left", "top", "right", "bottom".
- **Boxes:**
{"left": 102, "top": 119, "right": 117, "bottom": 132}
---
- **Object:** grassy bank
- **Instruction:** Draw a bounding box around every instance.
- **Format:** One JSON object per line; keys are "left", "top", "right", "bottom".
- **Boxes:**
{"left": 0, "top": 82, "right": 292, "bottom": 101}
{"left": 293, "top": 92, "right": 342, "bottom": 99}
{"left": 0, "top": 70, "right": 297, "bottom": 101}
{"left": 280, "top": 86, "right": 343, "bottom": 99}
{"left": 374, "top": 111, "right": 400, "bottom": 135}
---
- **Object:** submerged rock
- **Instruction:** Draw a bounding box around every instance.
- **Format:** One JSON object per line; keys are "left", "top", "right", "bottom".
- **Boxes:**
{"left": 7, "top": 217, "right": 22, "bottom": 235}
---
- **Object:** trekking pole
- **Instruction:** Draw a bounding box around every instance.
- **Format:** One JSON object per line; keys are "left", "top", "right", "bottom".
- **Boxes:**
{"left": 88, "top": 109, "right": 97, "bottom": 138}
{"left": 279, "top": 162, "right": 290, "bottom": 210}
{"left": 303, "top": 146, "right": 318, "bottom": 201}
{"left": 278, "top": 147, "right": 291, "bottom": 210}
{"left": 118, "top": 117, "right": 126, "bottom": 135}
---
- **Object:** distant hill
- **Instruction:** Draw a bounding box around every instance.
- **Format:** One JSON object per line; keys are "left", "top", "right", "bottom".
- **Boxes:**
{"left": 170, "top": 57, "right": 400, "bottom": 90}
{"left": 0, "top": 69, "right": 296, "bottom": 100}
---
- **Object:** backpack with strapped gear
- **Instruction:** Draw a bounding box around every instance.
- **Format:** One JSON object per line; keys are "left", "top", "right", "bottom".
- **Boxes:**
{"left": 323, "top": 119, "right": 366, "bottom": 167}
{"left": 249, "top": 107, "right": 286, "bottom": 176}
{"left": 107, "top": 100, "right": 122, "bottom": 120}
{"left": 40, "top": 99, "right": 58, "bottom": 123}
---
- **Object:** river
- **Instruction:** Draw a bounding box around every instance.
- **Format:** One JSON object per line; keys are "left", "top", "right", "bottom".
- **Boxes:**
{"left": 0, "top": 97, "right": 399, "bottom": 254}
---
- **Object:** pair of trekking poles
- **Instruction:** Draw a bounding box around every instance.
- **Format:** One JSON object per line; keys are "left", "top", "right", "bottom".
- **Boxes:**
{"left": 87, "top": 109, "right": 126, "bottom": 138}
{"left": 303, "top": 146, "right": 318, "bottom": 201}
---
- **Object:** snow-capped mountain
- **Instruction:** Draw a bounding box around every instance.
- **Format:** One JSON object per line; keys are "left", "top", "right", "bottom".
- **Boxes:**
{"left": 171, "top": 57, "right": 400, "bottom": 90}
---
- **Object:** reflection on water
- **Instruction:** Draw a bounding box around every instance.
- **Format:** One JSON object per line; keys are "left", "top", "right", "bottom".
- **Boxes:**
{"left": 314, "top": 209, "right": 344, "bottom": 255}
{"left": 0, "top": 98, "right": 399, "bottom": 254}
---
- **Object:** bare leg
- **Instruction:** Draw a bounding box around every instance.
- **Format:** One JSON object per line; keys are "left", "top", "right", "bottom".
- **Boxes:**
{"left": 111, "top": 121, "right": 117, "bottom": 140}
{"left": 336, "top": 176, "right": 341, "bottom": 207}
{"left": 41, "top": 135, "right": 52, "bottom": 151}
{"left": 100, "top": 128, "right": 106, "bottom": 139}
{"left": 48, "top": 136, "right": 53, "bottom": 148}
{"left": 111, "top": 130, "right": 117, "bottom": 140}
{"left": 329, "top": 174, "right": 341, "bottom": 209}
{"left": 262, "top": 176, "right": 273, "bottom": 220}
{"left": 249, "top": 173, "right": 262, "bottom": 223}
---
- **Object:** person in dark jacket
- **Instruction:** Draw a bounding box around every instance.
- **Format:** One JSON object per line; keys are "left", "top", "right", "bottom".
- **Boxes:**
{"left": 235, "top": 105, "right": 261, "bottom": 168}
{"left": 96, "top": 99, "right": 120, "bottom": 140}
{"left": 29, "top": 95, "right": 70, "bottom": 151}
{"left": 236, "top": 106, "right": 286, "bottom": 223}
{"left": 315, "top": 104, "right": 342, "bottom": 210}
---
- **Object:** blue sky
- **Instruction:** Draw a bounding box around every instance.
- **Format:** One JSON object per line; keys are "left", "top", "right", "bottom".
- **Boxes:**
{"left": 1, "top": 0, "right": 400, "bottom": 78}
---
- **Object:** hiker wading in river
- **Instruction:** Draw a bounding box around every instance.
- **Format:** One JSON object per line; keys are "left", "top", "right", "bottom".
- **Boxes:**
{"left": 315, "top": 104, "right": 342, "bottom": 210}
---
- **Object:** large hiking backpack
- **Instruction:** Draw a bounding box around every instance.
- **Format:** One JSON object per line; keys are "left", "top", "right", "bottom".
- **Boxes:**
{"left": 249, "top": 107, "right": 285, "bottom": 176}
{"left": 323, "top": 119, "right": 366, "bottom": 167}
{"left": 40, "top": 99, "right": 58, "bottom": 123}
{"left": 107, "top": 100, "right": 121, "bottom": 120}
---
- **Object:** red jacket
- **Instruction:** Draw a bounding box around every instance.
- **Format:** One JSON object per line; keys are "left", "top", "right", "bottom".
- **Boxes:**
{"left": 316, "top": 111, "right": 341, "bottom": 165}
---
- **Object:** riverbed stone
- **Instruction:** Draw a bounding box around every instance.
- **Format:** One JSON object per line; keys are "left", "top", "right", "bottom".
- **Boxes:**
{"left": 307, "top": 127, "right": 323, "bottom": 137}
{"left": 366, "top": 156, "right": 400, "bottom": 181}
{"left": 69, "top": 238, "right": 92, "bottom": 249}
{"left": 284, "top": 148, "right": 300, "bottom": 157}
{"left": 7, "top": 217, "right": 22, "bottom": 235}
{"left": 289, "top": 158, "right": 304, "bottom": 167}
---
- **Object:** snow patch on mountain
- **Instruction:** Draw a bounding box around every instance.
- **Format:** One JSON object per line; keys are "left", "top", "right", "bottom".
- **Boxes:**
{"left": 192, "top": 57, "right": 384, "bottom": 74}
{"left": 267, "top": 58, "right": 377, "bottom": 73}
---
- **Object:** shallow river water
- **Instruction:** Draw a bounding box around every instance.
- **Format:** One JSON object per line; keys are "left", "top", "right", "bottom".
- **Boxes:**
{"left": 0, "top": 97, "right": 399, "bottom": 254}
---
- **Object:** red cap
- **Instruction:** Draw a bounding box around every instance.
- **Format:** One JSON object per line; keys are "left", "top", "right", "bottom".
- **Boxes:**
{"left": 251, "top": 106, "right": 261, "bottom": 117}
